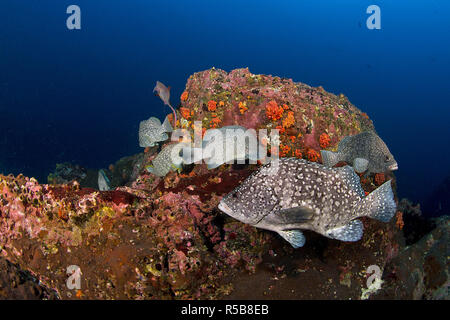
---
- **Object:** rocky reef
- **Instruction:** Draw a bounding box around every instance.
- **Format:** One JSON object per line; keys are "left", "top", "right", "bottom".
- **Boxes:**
{"left": 0, "top": 68, "right": 447, "bottom": 300}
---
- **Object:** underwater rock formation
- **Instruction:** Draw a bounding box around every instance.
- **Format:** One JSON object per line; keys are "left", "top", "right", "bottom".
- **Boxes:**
{"left": 47, "top": 163, "right": 87, "bottom": 185}
{"left": 178, "top": 67, "right": 374, "bottom": 161}
{"left": 0, "top": 68, "right": 447, "bottom": 300}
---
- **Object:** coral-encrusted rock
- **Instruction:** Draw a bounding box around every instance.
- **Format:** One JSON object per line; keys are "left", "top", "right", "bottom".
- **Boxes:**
{"left": 2, "top": 68, "right": 439, "bottom": 300}
{"left": 0, "top": 174, "right": 247, "bottom": 299}
{"left": 374, "top": 216, "right": 449, "bottom": 300}
{"left": 179, "top": 68, "right": 373, "bottom": 160}
{"left": 0, "top": 257, "right": 58, "bottom": 300}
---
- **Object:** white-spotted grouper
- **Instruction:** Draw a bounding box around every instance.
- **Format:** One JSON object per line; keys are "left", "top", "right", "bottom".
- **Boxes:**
{"left": 218, "top": 158, "right": 396, "bottom": 248}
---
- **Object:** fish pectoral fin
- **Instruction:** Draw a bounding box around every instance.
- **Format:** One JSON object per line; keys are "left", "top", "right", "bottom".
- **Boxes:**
{"left": 277, "top": 206, "right": 315, "bottom": 222}
{"left": 278, "top": 230, "right": 306, "bottom": 248}
{"left": 353, "top": 158, "right": 369, "bottom": 173}
{"left": 325, "top": 219, "right": 363, "bottom": 242}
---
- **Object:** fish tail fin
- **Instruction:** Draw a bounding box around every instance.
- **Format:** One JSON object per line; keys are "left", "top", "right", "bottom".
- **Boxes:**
{"left": 320, "top": 150, "right": 342, "bottom": 167}
{"left": 162, "top": 115, "right": 173, "bottom": 133}
{"left": 357, "top": 180, "right": 396, "bottom": 222}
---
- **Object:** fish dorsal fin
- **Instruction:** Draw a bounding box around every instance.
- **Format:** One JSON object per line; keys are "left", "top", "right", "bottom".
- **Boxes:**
{"left": 162, "top": 115, "right": 173, "bottom": 133}
{"left": 326, "top": 219, "right": 363, "bottom": 242}
{"left": 337, "top": 135, "right": 353, "bottom": 151}
{"left": 277, "top": 206, "right": 315, "bottom": 223}
{"left": 320, "top": 150, "right": 342, "bottom": 167}
{"left": 336, "top": 165, "right": 365, "bottom": 198}
{"left": 278, "top": 230, "right": 306, "bottom": 248}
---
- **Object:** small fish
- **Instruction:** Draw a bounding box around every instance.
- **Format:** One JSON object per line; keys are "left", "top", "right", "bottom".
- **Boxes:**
{"left": 139, "top": 116, "right": 173, "bottom": 148}
{"left": 218, "top": 158, "right": 396, "bottom": 248}
{"left": 153, "top": 81, "right": 177, "bottom": 127}
{"left": 320, "top": 131, "right": 398, "bottom": 174}
{"left": 146, "top": 143, "right": 184, "bottom": 177}
{"left": 200, "top": 126, "right": 265, "bottom": 169}
{"left": 98, "top": 169, "right": 111, "bottom": 191}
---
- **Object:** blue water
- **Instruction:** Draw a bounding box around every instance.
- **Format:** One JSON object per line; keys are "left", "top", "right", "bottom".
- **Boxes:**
{"left": 1, "top": 0, "right": 449, "bottom": 207}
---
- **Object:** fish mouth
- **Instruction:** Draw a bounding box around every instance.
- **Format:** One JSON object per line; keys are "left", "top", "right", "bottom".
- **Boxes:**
{"left": 218, "top": 201, "right": 232, "bottom": 215}
{"left": 389, "top": 163, "right": 398, "bottom": 171}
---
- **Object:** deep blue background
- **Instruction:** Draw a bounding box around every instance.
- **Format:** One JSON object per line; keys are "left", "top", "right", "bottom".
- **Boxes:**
{"left": 0, "top": 0, "right": 449, "bottom": 206}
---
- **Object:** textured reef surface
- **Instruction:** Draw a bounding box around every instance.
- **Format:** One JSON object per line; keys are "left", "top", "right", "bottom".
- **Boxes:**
{"left": 0, "top": 68, "right": 447, "bottom": 299}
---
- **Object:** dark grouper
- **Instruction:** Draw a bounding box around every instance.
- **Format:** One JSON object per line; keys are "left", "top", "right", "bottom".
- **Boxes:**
{"left": 218, "top": 158, "right": 396, "bottom": 248}
{"left": 320, "top": 131, "right": 398, "bottom": 175}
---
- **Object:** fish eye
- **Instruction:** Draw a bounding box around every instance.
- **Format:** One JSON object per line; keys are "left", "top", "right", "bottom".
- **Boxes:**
{"left": 385, "top": 155, "right": 390, "bottom": 161}
{"left": 232, "top": 193, "right": 238, "bottom": 198}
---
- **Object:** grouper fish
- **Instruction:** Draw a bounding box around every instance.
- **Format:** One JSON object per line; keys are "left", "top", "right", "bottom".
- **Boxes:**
{"left": 146, "top": 142, "right": 185, "bottom": 177}
{"left": 139, "top": 116, "right": 173, "bottom": 148}
{"left": 153, "top": 81, "right": 177, "bottom": 127}
{"left": 218, "top": 158, "right": 396, "bottom": 248}
{"left": 186, "top": 126, "right": 265, "bottom": 169}
{"left": 98, "top": 169, "right": 111, "bottom": 191}
{"left": 320, "top": 131, "right": 398, "bottom": 174}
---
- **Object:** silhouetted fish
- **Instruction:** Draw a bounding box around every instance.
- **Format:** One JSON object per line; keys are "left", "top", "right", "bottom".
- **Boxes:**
{"left": 153, "top": 81, "right": 177, "bottom": 126}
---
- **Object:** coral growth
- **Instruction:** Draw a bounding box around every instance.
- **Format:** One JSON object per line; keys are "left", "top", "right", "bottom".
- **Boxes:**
{"left": 307, "top": 149, "right": 320, "bottom": 162}
{"left": 319, "top": 133, "right": 331, "bottom": 149}
{"left": 266, "top": 100, "right": 284, "bottom": 121}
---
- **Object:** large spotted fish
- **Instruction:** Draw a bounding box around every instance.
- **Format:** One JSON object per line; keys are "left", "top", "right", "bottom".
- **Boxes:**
{"left": 218, "top": 158, "right": 396, "bottom": 248}
{"left": 320, "top": 131, "right": 398, "bottom": 174}
{"left": 138, "top": 116, "right": 173, "bottom": 148}
{"left": 146, "top": 143, "right": 185, "bottom": 177}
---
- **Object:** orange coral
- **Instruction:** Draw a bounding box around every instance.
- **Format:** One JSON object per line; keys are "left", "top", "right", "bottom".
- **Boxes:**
{"left": 181, "top": 91, "right": 189, "bottom": 101}
{"left": 295, "top": 149, "right": 302, "bottom": 159}
{"left": 282, "top": 111, "right": 295, "bottom": 128}
{"left": 374, "top": 173, "right": 385, "bottom": 186}
{"left": 280, "top": 144, "right": 291, "bottom": 157}
{"left": 283, "top": 104, "right": 289, "bottom": 110}
{"left": 275, "top": 125, "right": 286, "bottom": 134}
{"left": 319, "top": 133, "right": 331, "bottom": 149}
{"left": 208, "top": 100, "right": 217, "bottom": 111}
{"left": 180, "top": 107, "right": 191, "bottom": 119}
{"left": 219, "top": 101, "right": 225, "bottom": 107}
{"left": 209, "top": 117, "right": 222, "bottom": 128}
{"left": 266, "top": 100, "right": 284, "bottom": 121}
{"left": 289, "top": 136, "right": 296, "bottom": 143}
{"left": 239, "top": 102, "right": 248, "bottom": 114}
{"left": 307, "top": 149, "right": 320, "bottom": 162}
{"left": 395, "top": 211, "right": 404, "bottom": 230}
